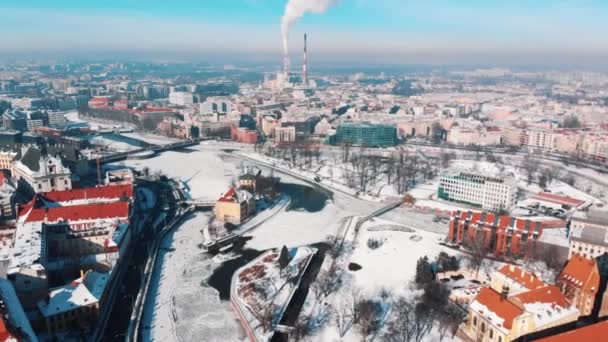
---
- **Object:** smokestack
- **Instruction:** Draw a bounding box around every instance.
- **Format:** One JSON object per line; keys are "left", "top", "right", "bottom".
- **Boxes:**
{"left": 302, "top": 33, "right": 308, "bottom": 85}
{"left": 281, "top": 0, "right": 337, "bottom": 79}
{"left": 283, "top": 53, "right": 290, "bottom": 78}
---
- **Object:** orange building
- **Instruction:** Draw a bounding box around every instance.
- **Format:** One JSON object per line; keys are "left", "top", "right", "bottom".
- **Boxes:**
{"left": 557, "top": 254, "right": 600, "bottom": 316}
{"left": 231, "top": 126, "right": 259, "bottom": 144}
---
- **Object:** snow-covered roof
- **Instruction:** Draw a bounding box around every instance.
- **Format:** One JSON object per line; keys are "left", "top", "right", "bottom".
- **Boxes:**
{"left": 8, "top": 221, "right": 44, "bottom": 273}
{"left": 37, "top": 271, "right": 109, "bottom": 317}
{"left": 470, "top": 287, "right": 521, "bottom": 333}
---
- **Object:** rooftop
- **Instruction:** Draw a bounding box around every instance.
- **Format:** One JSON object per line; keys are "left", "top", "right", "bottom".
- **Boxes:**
{"left": 496, "top": 265, "right": 546, "bottom": 291}
{"left": 37, "top": 270, "right": 109, "bottom": 317}
{"left": 470, "top": 287, "right": 523, "bottom": 330}
{"left": 559, "top": 254, "right": 599, "bottom": 292}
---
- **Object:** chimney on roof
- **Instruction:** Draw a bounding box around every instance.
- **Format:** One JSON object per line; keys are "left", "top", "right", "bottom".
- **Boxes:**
{"left": 501, "top": 285, "right": 510, "bottom": 300}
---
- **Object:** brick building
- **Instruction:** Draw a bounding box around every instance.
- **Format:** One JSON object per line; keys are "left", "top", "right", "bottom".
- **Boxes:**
{"left": 448, "top": 210, "right": 564, "bottom": 259}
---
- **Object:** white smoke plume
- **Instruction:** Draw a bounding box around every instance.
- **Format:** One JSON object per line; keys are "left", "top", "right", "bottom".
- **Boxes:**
{"left": 281, "top": 0, "right": 338, "bottom": 55}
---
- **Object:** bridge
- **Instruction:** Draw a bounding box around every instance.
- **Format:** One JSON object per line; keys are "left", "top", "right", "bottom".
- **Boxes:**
{"left": 89, "top": 138, "right": 203, "bottom": 165}
{"left": 186, "top": 198, "right": 215, "bottom": 209}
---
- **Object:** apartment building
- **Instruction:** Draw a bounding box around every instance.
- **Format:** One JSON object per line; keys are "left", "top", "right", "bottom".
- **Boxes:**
{"left": 438, "top": 172, "right": 517, "bottom": 211}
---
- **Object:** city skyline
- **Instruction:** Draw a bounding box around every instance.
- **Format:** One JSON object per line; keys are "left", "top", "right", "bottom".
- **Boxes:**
{"left": 2, "top": 0, "right": 608, "bottom": 67}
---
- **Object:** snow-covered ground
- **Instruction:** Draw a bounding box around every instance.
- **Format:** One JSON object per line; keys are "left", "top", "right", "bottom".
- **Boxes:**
{"left": 90, "top": 136, "right": 141, "bottom": 152}
{"left": 121, "top": 132, "right": 184, "bottom": 146}
{"left": 116, "top": 147, "right": 238, "bottom": 199}
{"left": 309, "top": 216, "right": 465, "bottom": 342}
{"left": 349, "top": 217, "right": 458, "bottom": 296}
{"left": 142, "top": 212, "right": 246, "bottom": 342}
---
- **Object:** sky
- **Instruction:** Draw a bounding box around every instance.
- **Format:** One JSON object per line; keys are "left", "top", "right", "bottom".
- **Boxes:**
{"left": 2, "top": 0, "right": 608, "bottom": 67}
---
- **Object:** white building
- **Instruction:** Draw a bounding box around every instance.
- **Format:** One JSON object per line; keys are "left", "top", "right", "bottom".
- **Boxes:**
{"left": 13, "top": 147, "right": 72, "bottom": 194}
{"left": 168, "top": 91, "right": 194, "bottom": 106}
{"left": 522, "top": 129, "right": 555, "bottom": 151}
{"left": 569, "top": 226, "right": 608, "bottom": 259}
{"left": 568, "top": 211, "right": 608, "bottom": 259}
{"left": 47, "top": 111, "right": 66, "bottom": 127}
{"left": 438, "top": 172, "right": 517, "bottom": 211}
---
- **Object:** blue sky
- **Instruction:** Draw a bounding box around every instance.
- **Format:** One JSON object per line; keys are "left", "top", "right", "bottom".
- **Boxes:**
{"left": 2, "top": 0, "right": 608, "bottom": 65}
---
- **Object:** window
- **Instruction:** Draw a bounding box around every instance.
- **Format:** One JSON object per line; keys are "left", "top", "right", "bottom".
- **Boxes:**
{"left": 499, "top": 337, "right": 502, "bottom": 342}
{"left": 490, "top": 329, "right": 494, "bottom": 339}
{"left": 473, "top": 316, "right": 477, "bottom": 326}
{"left": 481, "top": 322, "right": 486, "bottom": 332}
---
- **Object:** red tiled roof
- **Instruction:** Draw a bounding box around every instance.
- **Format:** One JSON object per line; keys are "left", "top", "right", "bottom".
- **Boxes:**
{"left": 217, "top": 187, "right": 237, "bottom": 203}
{"left": 559, "top": 254, "right": 600, "bottom": 293}
{"left": 474, "top": 287, "right": 523, "bottom": 329}
{"left": 511, "top": 285, "right": 570, "bottom": 308}
{"left": 497, "top": 265, "right": 546, "bottom": 290}
{"left": 535, "top": 321, "right": 608, "bottom": 342}
{"left": 40, "top": 184, "right": 133, "bottom": 203}
{"left": 25, "top": 201, "right": 129, "bottom": 223}
{"left": 533, "top": 192, "right": 585, "bottom": 207}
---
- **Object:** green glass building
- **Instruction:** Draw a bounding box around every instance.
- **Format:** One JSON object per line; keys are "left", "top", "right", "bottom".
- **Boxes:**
{"left": 330, "top": 122, "right": 397, "bottom": 147}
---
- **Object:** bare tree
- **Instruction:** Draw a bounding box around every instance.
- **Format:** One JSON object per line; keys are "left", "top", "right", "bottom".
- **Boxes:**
{"left": 386, "top": 155, "right": 396, "bottom": 185}
{"left": 311, "top": 264, "right": 342, "bottom": 300}
{"left": 439, "top": 150, "right": 456, "bottom": 169}
{"left": 465, "top": 235, "right": 490, "bottom": 278}
{"left": 384, "top": 297, "right": 416, "bottom": 342}
{"left": 341, "top": 142, "right": 352, "bottom": 163}
{"left": 334, "top": 302, "right": 354, "bottom": 338}
{"left": 437, "top": 304, "right": 464, "bottom": 342}
{"left": 355, "top": 299, "right": 382, "bottom": 341}
{"left": 522, "top": 154, "right": 539, "bottom": 185}
{"left": 413, "top": 302, "right": 434, "bottom": 342}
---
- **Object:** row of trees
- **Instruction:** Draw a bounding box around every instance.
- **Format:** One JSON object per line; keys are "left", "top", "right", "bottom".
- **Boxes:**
{"left": 260, "top": 141, "right": 439, "bottom": 196}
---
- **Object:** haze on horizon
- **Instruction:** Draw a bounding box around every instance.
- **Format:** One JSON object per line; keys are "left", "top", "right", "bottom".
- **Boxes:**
{"left": 2, "top": 0, "right": 608, "bottom": 68}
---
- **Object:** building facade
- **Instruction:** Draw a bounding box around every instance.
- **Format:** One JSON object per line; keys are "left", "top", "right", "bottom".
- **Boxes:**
{"left": 447, "top": 210, "right": 563, "bottom": 259}
{"left": 214, "top": 187, "right": 255, "bottom": 224}
{"left": 438, "top": 172, "right": 517, "bottom": 211}
{"left": 13, "top": 147, "right": 72, "bottom": 194}
{"left": 331, "top": 122, "right": 397, "bottom": 147}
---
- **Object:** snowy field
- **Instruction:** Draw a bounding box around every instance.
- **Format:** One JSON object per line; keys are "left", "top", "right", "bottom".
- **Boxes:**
{"left": 349, "top": 217, "right": 457, "bottom": 296}
{"left": 308, "top": 216, "right": 464, "bottom": 342}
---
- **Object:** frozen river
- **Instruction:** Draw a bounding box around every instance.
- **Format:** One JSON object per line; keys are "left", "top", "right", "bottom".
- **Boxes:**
{"left": 126, "top": 145, "right": 386, "bottom": 342}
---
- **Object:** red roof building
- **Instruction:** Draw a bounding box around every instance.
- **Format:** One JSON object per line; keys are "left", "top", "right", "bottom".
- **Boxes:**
{"left": 535, "top": 321, "right": 608, "bottom": 342}
{"left": 24, "top": 201, "right": 129, "bottom": 225}
{"left": 532, "top": 192, "right": 586, "bottom": 209}
{"left": 40, "top": 184, "right": 133, "bottom": 204}
{"left": 448, "top": 210, "right": 558, "bottom": 259}
{"left": 557, "top": 254, "right": 600, "bottom": 316}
